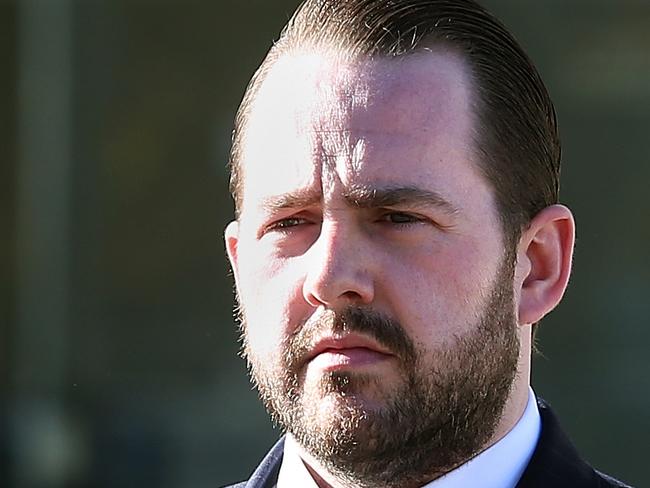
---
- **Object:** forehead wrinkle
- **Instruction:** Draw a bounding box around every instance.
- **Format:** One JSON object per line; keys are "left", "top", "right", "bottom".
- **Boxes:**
{"left": 278, "top": 54, "right": 374, "bottom": 198}
{"left": 311, "top": 115, "right": 370, "bottom": 192}
{"left": 312, "top": 126, "right": 358, "bottom": 198}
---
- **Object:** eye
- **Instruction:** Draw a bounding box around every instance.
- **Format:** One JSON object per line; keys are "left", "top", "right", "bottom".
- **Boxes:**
{"left": 379, "top": 211, "right": 425, "bottom": 225}
{"left": 258, "top": 210, "right": 321, "bottom": 241}
{"left": 266, "top": 217, "right": 310, "bottom": 232}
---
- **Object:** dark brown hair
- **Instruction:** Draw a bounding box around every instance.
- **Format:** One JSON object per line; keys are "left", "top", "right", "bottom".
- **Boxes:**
{"left": 229, "top": 0, "right": 561, "bottom": 245}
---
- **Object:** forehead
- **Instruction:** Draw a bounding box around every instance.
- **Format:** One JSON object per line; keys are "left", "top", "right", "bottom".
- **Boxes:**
{"left": 239, "top": 49, "right": 479, "bottom": 211}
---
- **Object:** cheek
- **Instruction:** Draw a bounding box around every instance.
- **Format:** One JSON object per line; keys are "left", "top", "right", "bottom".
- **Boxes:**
{"left": 237, "top": 247, "right": 306, "bottom": 358}
{"left": 384, "top": 241, "right": 498, "bottom": 342}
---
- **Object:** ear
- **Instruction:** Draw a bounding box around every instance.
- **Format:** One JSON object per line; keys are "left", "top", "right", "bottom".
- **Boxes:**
{"left": 515, "top": 204, "right": 575, "bottom": 326}
{"left": 224, "top": 220, "right": 240, "bottom": 282}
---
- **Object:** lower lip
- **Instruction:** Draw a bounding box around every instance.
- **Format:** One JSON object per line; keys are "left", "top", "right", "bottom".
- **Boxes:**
{"left": 309, "top": 347, "right": 392, "bottom": 371}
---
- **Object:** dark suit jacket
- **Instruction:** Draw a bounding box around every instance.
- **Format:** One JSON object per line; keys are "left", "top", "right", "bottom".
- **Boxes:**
{"left": 225, "top": 398, "right": 631, "bottom": 488}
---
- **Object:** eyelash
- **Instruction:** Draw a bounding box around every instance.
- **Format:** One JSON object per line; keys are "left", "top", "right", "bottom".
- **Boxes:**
{"left": 265, "top": 211, "right": 426, "bottom": 235}
{"left": 266, "top": 217, "right": 311, "bottom": 232}
{"left": 378, "top": 211, "right": 426, "bottom": 226}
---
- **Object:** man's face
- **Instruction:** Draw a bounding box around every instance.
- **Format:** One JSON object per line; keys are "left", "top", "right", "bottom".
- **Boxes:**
{"left": 227, "top": 50, "right": 521, "bottom": 484}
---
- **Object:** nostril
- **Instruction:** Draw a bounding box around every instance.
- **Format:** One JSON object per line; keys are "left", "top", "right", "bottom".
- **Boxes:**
{"left": 341, "top": 289, "right": 365, "bottom": 302}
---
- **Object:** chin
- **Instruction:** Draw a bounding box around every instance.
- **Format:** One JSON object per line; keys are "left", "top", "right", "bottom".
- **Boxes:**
{"left": 304, "top": 370, "right": 402, "bottom": 417}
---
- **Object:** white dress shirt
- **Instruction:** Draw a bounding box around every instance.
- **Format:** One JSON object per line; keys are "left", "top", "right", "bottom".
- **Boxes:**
{"left": 277, "top": 388, "right": 541, "bottom": 488}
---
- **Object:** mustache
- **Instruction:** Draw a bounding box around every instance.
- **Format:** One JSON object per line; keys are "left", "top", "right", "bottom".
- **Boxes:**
{"left": 284, "top": 306, "right": 417, "bottom": 370}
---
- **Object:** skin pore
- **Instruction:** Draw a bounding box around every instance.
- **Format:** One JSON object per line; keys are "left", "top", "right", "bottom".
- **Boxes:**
{"left": 226, "top": 47, "right": 574, "bottom": 488}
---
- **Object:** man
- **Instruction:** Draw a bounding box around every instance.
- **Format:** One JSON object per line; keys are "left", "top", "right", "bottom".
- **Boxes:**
{"left": 223, "top": 0, "right": 631, "bottom": 487}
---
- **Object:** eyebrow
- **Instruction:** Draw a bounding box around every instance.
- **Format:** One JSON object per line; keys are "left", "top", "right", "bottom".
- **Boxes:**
{"left": 344, "top": 185, "right": 459, "bottom": 215}
{"left": 261, "top": 189, "right": 321, "bottom": 214}
{"left": 260, "top": 185, "right": 459, "bottom": 215}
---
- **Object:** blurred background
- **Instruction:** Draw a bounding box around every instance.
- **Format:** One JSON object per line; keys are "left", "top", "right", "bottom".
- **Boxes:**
{"left": 1, "top": 0, "right": 648, "bottom": 486}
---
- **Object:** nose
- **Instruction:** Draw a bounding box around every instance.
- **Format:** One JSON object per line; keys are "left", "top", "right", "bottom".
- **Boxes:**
{"left": 302, "top": 221, "right": 375, "bottom": 308}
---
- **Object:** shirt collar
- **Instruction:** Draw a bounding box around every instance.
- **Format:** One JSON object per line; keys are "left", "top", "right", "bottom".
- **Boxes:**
{"left": 277, "top": 388, "right": 541, "bottom": 488}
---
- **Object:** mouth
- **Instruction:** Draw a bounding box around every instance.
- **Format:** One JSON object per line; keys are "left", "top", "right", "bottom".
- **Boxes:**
{"left": 306, "top": 334, "right": 395, "bottom": 372}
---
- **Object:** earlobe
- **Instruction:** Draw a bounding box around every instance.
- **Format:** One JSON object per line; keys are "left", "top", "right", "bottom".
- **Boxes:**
{"left": 224, "top": 220, "right": 240, "bottom": 280}
{"left": 517, "top": 205, "right": 575, "bottom": 326}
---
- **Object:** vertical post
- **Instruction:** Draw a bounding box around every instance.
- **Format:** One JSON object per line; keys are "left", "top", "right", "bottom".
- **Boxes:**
{"left": 14, "top": 0, "right": 75, "bottom": 485}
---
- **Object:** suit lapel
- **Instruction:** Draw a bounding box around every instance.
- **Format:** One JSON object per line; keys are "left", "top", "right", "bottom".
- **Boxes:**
{"left": 516, "top": 398, "right": 603, "bottom": 488}
{"left": 244, "top": 437, "right": 284, "bottom": 488}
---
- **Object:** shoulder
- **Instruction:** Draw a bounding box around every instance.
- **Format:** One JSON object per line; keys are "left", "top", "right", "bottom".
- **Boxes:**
{"left": 516, "top": 398, "right": 633, "bottom": 488}
{"left": 221, "top": 437, "right": 286, "bottom": 488}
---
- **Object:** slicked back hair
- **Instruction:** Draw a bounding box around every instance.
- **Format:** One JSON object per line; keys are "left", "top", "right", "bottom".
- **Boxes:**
{"left": 229, "top": 0, "right": 561, "bottom": 247}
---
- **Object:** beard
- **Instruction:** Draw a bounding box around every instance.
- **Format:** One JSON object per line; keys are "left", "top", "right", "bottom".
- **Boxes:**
{"left": 238, "top": 252, "right": 520, "bottom": 488}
